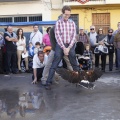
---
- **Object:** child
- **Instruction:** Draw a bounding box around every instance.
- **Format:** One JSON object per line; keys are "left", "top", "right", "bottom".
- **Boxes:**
{"left": 28, "top": 42, "right": 34, "bottom": 58}
{"left": 34, "top": 42, "right": 43, "bottom": 55}
{"left": 83, "top": 44, "right": 93, "bottom": 69}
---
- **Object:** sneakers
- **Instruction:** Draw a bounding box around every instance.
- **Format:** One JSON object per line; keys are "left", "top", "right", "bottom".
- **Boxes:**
{"left": 78, "top": 80, "right": 95, "bottom": 89}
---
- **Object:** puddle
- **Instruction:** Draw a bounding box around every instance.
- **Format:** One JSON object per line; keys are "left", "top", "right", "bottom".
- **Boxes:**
{"left": 0, "top": 89, "right": 46, "bottom": 119}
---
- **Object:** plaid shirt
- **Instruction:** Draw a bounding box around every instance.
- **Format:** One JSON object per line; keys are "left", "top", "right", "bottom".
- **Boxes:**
{"left": 78, "top": 33, "right": 89, "bottom": 45}
{"left": 55, "top": 18, "right": 76, "bottom": 49}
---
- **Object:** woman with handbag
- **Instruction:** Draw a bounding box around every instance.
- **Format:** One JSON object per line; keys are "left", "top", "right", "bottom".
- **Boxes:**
{"left": 16, "top": 28, "right": 29, "bottom": 73}
{"left": 106, "top": 29, "right": 114, "bottom": 71}
{"left": 95, "top": 28, "right": 107, "bottom": 72}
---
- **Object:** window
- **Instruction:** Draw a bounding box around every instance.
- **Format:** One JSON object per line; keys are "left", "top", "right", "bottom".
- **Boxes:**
{"left": 70, "top": 14, "right": 79, "bottom": 34}
{"left": 0, "top": 17, "right": 12, "bottom": 22}
{"left": 0, "top": 15, "right": 42, "bottom": 23}
{"left": 29, "top": 16, "right": 42, "bottom": 22}
{"left": 14, "top": 17, "right": 27, "bottom": 22}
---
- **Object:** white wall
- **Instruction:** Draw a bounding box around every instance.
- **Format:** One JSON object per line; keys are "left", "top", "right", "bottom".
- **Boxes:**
{"left": 0, "top": 1, "right": 51, "bottom": 21}
{"left": 106, "top": 0, "right": 120, "bottom": 4}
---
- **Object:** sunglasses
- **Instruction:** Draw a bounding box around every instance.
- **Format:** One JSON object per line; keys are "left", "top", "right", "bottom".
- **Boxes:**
{"left": 90, "top": 28, "right": 94, "bottom": 30}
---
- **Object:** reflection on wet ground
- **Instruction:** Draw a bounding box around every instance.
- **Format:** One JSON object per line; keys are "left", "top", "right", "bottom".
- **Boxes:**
{"left": 0, "top": 89, "right": 46, "bottom": 119}
{"left": 0, "top": 72, "right": 120, "bottom": 120}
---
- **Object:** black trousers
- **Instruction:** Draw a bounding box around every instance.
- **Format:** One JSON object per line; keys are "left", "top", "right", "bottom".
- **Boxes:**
{"left": 95, "top": 53, "right": 106, "bottom": 70}
{"left": 108, "top": 53, "right": 113, "bottom": 70}
{"left": 6, "top": 51, "right": 17, "bottom": 73}
{"left": 32, "top": 67, "right": 44, "bottom": 81}
{"left": 0, "top": 49, "right": 3, "bottom": 73}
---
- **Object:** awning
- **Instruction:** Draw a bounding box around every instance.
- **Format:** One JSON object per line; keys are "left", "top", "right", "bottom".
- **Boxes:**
{"left": 0, "top": 21, "right": 56, "bottom": 26}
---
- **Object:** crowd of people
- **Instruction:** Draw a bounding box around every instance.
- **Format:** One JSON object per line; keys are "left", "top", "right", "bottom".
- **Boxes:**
{"left": 0, "top": 5, "right": 120, "bottom": 90}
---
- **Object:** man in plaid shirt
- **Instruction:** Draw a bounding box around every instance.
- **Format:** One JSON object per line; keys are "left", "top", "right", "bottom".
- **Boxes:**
{"left": 45, "top": 5, "right": 79, "bottom": 89}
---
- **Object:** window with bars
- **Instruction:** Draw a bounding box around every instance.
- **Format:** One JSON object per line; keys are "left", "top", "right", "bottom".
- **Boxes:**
{"left": 29, "top": 16, "right": 42, "bottom": 22}
{"left": 14, "top": 16, "right": 27, "bottom": 22}
{"left": 0, "top": 15, "right": 42, "bottom": 23}
{"left": 0, "top": 17, "right": 12, "bottom": 22}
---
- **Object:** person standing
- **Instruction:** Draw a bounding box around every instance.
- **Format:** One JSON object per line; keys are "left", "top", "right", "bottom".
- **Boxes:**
{"left": 75, "top": 27, "right": 89, "bottom": 55}
{"left": 16, "top": 28, "right": 29, "bottom": 73}
{"left": 106, "top": 29, "right": 114, "bottom": 71}
{"left": 41, "top": 26, "right": 73, "bottom": 85}
{"left": 29, "top": 25, "right": 43, "bottom": 47}
{"left": 0, "top": 32, "right": 4, "bottom": 73}
{"left": 43, "top": 27, "right": 51, "bottom": 47}
{"left": 4, "top": 26, "right": 18, "bottom": 74}
{"left": 113, "top": 22, "right": 120, "bottom": 70}
{"left": 88, "top": 25, "right": 97, "bottom": 53}
{"left": 95, "top": 28, "right": 107, "bottom": 72}
{"left": 114, "top": 29, "right": 120, "bottom": 71}
{"left": 45, "top": 6, "right": 79, "bottom": 89}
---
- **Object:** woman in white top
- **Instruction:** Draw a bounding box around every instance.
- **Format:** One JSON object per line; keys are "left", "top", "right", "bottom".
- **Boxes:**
{"left": 16, "top": 28, "right": 29, "bottom": 73}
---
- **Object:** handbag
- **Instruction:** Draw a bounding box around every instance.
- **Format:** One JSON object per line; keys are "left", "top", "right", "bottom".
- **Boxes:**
{"left": 108, "top": 45, "right": 114, "bottom": 53}
{"left": 94, "top": 45, "right": 108, "bottom": 54}
{"left": 94, "top": 47, "right": 99, "bottom": 54}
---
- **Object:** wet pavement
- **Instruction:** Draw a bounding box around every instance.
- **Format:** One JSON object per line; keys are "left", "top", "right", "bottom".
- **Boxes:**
{"left": 0, "top": 70, "right": 120, "bottom": 120}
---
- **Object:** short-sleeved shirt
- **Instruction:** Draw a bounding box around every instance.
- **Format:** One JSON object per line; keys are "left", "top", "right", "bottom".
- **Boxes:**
{"left": 4, "top": 32, "right": 17, "bottom": 52}
{"left": 33, "top": 54, "right": 46, "bottom": 69}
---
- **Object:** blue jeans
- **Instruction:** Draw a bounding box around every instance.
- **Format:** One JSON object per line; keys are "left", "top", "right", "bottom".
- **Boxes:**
{"left": 46, "top": 43, "right": 79, "bottom": 84}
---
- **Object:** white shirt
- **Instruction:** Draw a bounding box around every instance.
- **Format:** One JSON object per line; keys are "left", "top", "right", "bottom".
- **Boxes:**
{"left": 16, "top": 36, "right": 26, "bottom": 51}
{"left": 33, "top": 54, "right": 47, "bottom": 69}
{"left": 29, "top": 30, "right": 43, "bottom": 47}
{"left": 89, "top": 32, "right": 97, "bottom": 46}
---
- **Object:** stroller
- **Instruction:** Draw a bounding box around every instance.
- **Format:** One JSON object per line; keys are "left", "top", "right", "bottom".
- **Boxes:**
{"left": 75, "top": 42, "right": 92, "bottom": 70}
{"left": 76, "top": 55, "right": 92, "bottom": 70}
{"left": 21, "top": 56, "right": 33, "bottom": 73}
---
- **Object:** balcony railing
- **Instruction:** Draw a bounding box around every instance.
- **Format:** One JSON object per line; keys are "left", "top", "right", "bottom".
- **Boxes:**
{"left": 64, "top": 0, "right": 105, "bottom": 2}
{"left": 63, "top": 0, "right": 120, "bottom": 5}
{"left": 63, "top": 0, "right": 105, "bottom": 6}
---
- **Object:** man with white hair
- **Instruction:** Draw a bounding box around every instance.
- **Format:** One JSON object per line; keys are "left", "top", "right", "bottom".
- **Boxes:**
{"left": 88, "top": 25, "right": 97, "bottom": 52}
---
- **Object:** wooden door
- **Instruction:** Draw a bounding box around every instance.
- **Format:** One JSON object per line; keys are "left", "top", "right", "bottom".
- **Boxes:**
{"left": 92, "top": 13, "right": 110, "bottom": 34}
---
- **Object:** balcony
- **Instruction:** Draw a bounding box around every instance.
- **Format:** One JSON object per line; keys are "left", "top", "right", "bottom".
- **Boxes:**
{"left": 63, "top": 0, "right": 120, "bottom": 6}
{"left": 63, "top": 0, "right": 105, "bottom": 6}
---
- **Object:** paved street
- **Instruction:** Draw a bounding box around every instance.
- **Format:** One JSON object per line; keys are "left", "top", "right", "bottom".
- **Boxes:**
{"left": 0, "top": 69, "right": 120, "bottom": 120}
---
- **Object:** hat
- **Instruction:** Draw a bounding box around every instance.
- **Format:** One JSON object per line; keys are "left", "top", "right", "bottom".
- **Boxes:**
{"left": 79, "top": 27, "right": 84, "bottom": 30}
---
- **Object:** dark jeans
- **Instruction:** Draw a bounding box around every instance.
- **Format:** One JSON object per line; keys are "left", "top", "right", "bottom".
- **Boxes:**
{"left": 115, "top": 48, "right": 118, "bottom": 68}
{"left": 46, "top": 43, "right": 79, "bottom": 84}
{"left": 95, "top": 53, "right": 106, "bottom": 70}
{"left": 117, "top": 49, "right": 120, "bottom": 69}
{"left": 6, "top": 51, "right": 17, "bottom": 73}
{"left": 108, "top": 53, "right": 113, "bottom": 70}
{"left": 32, "top": 67, "right": 44, "bottom": 81}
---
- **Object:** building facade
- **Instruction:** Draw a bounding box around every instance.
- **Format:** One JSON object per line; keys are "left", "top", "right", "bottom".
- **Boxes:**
{"left": 51, "top": 0, "right": 120, "bottom": 33}
{"left": 0, "top": 0, "right": 52, "bottom": 32}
